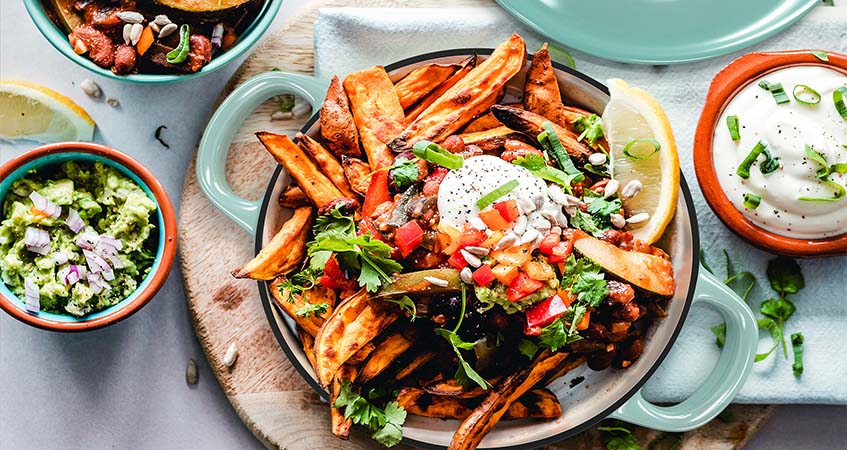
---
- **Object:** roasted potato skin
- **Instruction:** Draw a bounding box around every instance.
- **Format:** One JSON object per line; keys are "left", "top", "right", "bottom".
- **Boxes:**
{"left": 524, "top": 43, "right": 575, "bottom": 128}
{"left": 491, "top": 105, "right": 592, "bottom": 161}
{"left": 321, "top": 75, "right": 362, "bottom": 158}
{"left": 395, "top": 63, "right": 459, "bottom": 109}
{"left": 405, "top": 55, "right": 477, "bottom": 124}
{"left": 296, "top": 132, "right": 358, "bottom": 199}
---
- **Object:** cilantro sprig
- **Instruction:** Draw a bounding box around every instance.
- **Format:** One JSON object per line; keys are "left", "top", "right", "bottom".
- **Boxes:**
{"left": 333, "top": 380, "right": 406, "bottom": 447}
{"left": 573, "top": 114, "right": 605, "bottom": 147}
{"left": 512, "top": 154, "right": 580, "bottom": 192}
{"left": 434, "top": 284, "right": 491, "bottom": 390}
{"left": 295, "top": 301, "right": 329, "bottom": 318}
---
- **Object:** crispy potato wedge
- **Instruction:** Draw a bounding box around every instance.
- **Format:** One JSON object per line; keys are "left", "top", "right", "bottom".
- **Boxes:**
{"left": 298, "top": 327, "right": 318, "bottom": 370}
{"left": 405, "top": 55, "right": 477, "bottom": 124}
{"left": 343, "top": 66, "right": 404, "bottom": 170}
{"left": 358, "top": 330, "right": 415, "bottom": 383}
{"left": 397, "top": 388, "right": 561, "bottom": 421}
{"left": 389, "top": 34, "right": 526, "bottom": 151}
{"left": 320, "top": 75, "right": 361, "bottom": 158}
{"left": 331, "top": 364, "right": 358, "bottom": 439}
{"left": 279, "top": 185, "right": 309, "bottom": 208}
{"left": 448, "top": 350, "right": 569, "bottom": 450}
{"left": 256, "top": 132, "right": 345, "bottom": 207}
{"left": 573, "top": 234, "right": 674, "bottom": 296}
{"left": 542, "top": 355, "right": 587, "bottom": 385}
{"left": 314, "top": 289, "right": 401, "bottom": 387}
{"left": 347, "top": 341, "right": 376, "bottom": 366}
{"left": 490, "top": 105, "right": 591, "bottom": 161}
{"left": 523, "top": 43, "right": 576, "bottom": 129}
{"left": 457, "top": 126, "right": 529, "bottom": 152}
{"left": 341, "top": 156, "right": 371, "bottom": 196}
{"left": 232, "top": 207, "right": 313, "bottom": 280}
{"left": 395, "top": 351, "right": 437, "bottom": 380}
{"left": 395, "top": 63, "right": 459, "bottom": 109}
{"left": 296, "top": 132, "right": 357, "bottom": 199}
{"left": 423, "top": 377, "right": 504, "bottom": 399}
{"left": 271, "top": 282, "right": 328, "bottom": 338}
{"left": 462, "top": 112, "right": 502, "bottom": 133}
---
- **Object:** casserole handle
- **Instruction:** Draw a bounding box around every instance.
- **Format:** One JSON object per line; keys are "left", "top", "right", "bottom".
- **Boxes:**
{"left": 608, "top": 267, "right": 758, "bottom": 431}
{"left": 196, "top": 71, "right": 330, "bottom": 234}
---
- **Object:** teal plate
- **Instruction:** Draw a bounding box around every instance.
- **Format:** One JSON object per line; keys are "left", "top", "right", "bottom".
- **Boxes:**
{"left": 495, "top": 0, "right": 819, "bottom": 64}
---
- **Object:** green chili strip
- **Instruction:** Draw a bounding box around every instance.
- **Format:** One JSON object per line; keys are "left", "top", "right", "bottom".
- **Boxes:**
{"left": 742, "top": 193, "right": 761, "bottom": 209}
{"left": 758, "top": 80, "right": 790, "bottom": 104}
{"left": 805, "top": 145, "right": 831, "bottom": 179}
{"left": 736, "top": 141, "right": 768, "bottom": 179}
{"left": 726, "top": 115, "right": 741, "bottom": 141}
{"left": 791, "top": 332, "right": 804, "bottom": 377}
{"left": 759, "top": 148, "right": 780, "bottom": 175}
{"left": 166, "top": 24, "right": 191, "bottom": 64}
{"left": 476, "top": 180, "right": 519, "bottom": 209}
{"left": 622, "top": 138, "right": 661, "bottom": 160}
{"left": 792, "top": 84, "right": 821, "bottom": 105}
{"left": 412, "top": 140, "right": 463, "bottom": 170}
{"left": 834, "top": 86, "right": 847, "bottom": 121}
{"left": 537, "top": 122, "right": 584, "bottom": 182}
{"left": 798, "top": 180, "right": 846, "bottom": 202}
{"left": 811, "top": 51, "right": 829, "bottom": 62}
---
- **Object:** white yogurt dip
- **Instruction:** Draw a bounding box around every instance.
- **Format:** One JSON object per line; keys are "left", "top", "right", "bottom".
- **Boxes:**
{"left": 713, "top": 65, "right": 847, "bottom": 239}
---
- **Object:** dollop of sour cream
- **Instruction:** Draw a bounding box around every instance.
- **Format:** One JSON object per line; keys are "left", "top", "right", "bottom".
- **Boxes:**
{"left": 713, "top": 65, "right": 847, "bottom": 239}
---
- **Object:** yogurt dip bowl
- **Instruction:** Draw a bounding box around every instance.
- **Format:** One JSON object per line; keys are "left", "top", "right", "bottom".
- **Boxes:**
{"left": 694, "top": 50, "right": 847, "bottom": 257}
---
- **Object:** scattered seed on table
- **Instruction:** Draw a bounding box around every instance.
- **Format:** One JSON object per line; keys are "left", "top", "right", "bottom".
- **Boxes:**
{"left": 186, "top": 359, "right": 199, "bottom": 384}
{"left": 271, "top": 110, "right": 293, "bottom": 121}
{"left": 105, "top": 97, "right": 120, "bottom": 107}
{"left": 223, "top": 343, "right": 238, "bottom": 368}
{"left": 291, "top": 101, "right": 312, "bottom": 119}
{"left": 80, "top": 79, "right": 101, "bottom": 97}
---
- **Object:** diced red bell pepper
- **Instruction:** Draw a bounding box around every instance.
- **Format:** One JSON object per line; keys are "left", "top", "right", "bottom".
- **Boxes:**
{"left": 362, "top": 170, "right": 391, "bottom": 217}
{"left": 506, "top": 273, "right": 545, "bottom": 302}
{"left": 471, "top": 264, "right": 496, "bottom": 286}
{"left": 422, "top": 167, "right": 449, "bottom": 196}
{"left": 479, "top": 208, "right": 510, "bottom": 231}
{"left": 525, "top": 294, "right": 569, "bottom": 330}
{"left": 358, "top": 218, "right": 387, "bottom": 242}
{"left": 321, "top": 255, "right": 357, "bottom": 291}
{"left": 539, "top": 233, "right": 573, "bottom": 263}
{"left": 493, "top": 200, "right": 520, "bottom": 223}
{"left": 395, "top": 220, "right": 424, "bottom": 257}
{"left": 448, "top": 250, "right": 469, "bottom": 270}
{"left": 458, "top": 228, "right": 487, "bottom": 248}
{"left": 538, "top": 233, "right": 561, "bottom": 255}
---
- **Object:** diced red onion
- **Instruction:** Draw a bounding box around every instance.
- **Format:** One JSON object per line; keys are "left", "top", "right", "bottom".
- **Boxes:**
{"left": 27, "top": 244, "right": 50, "bottom": 255}
{"left": 76, "top": 231, "right": 99, "bottom": 250}
{"left": 24, "top": 277, "right": 40, "bottom": 313}
{"left": 211, "top": 23, "right": 224, "bottom": 49}
{"left": 99, "top": 235, "right": 123, "bottom": 251}
{"left": 83, "top": 249, "right": 110, "bottom": 273}
{"left": 101, "top": 267, "right": 115, "bottom": 281}
{"left": 87, "top": 273, "right": 110, "bottom": 294}
{"left": 29, "top": 191, "right": 61, "bottom": 218}
{"left": 52, "top": 250, "right": 70, "bottom": 265}
{"left": 66, "top": 208, "right": 84, "bottom": 234}
{"left": 58, "top": 265, "right": 85, "bottom": 286}
{"left": 24, "top": 227, "right": 50, "bottom": 248}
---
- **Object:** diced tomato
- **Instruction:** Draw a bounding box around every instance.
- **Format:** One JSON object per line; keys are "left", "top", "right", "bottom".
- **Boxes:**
{"left": 576, "top": 310, "right": 591, "bottom": 331}
{"left": 479, "top": 208, "right": 510, "bottom": 231}
{"left": 448, "top": 250, "right": 469, "bottom": 270}
{"left": 422, "top": 167, "right": 449, "bottom": 196}
{"left": 458, "top": 228, "right": 487, "bottom": 248}
{"left": 395, "top": 220, "right": 424, "bottom": 257}
{"left": 525, "top": 294, "right": 569, "bottom": 330}
{"left": 538, "top": 233, "right": 561, "bottom": 255}
{"left": 493, "top": 200, "right": 520, "bottom": 223}
{"left": 506, "top": 273, "right": 545, "bottom": 302}
{"left": 523, "top": 321, "right": 543, "bottom": 336}
{"left": 491, "top": 264, "right": 519, "bottom": 285}
{"left": 358, "top": 218, "right": 387, "bottom": 242}
{"left": 523, "top": 260, "right": 556, "bottom": 281}
{"left": 322, "top": 256, "right": 357, "bottom": 291}
{"left": 471, "top": 264, "right": 496, "bottom": 286}
{"left": 539, "top": 233, "right": 574, "bottom": 264}
{"left": 362, "top": 170, "right": 391, "bottom": 217}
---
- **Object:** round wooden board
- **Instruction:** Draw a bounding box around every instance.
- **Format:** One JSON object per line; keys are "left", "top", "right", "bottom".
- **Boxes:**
{"left": 178, "top": 1, "right": 776, "bottom": 448}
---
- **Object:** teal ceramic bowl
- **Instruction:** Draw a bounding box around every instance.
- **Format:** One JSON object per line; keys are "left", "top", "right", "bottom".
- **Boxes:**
{"left": 0, "top": 143, "right": 177, "bottom": 331}
{"left": 22, "top": 0, "right": 281, "bottom": 84}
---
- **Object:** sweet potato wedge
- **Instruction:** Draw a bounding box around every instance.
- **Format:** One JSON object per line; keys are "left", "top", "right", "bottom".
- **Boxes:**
{"left": 491, "top": 105, "right": 591, "bottom": 161}
{"left": 523, "top": 43, "right": 575, "bottom": 128}
{"left": 389, "top": 34, "right": 526, "bottom": 152}
{"left": 296, "top": 132, "right": 357, "bottom": 199}
{"left": 231, "top": 206, "right": 313, "bottom": 280}
{"left": 397, "top": 387, "right": 561, "bottom": 421}
{"left": 457, "top": 126, "right": 528, "bottom": 152}
{"left": 341, "top": 156, "right": 371, "bottom": 196}
{"left": 320, "top": 75, "right": 361, "bottom": 158}
{"left": 573, "top": 234, "right": 674, "bottom": 295}
{"left": 347, "top": 341, "right": 376, "bottom": 366}
{"left": 395, "top": 351, "right": 437, "bottom": 380}
{"left": 405, "top": 55, "right": 477, "bottom": 124}
{"left": 271, "top": 281, "right": 328, "bottom": 338}
{"left": 542, "top": 354, "right": 587, "bottom": 385}
{"left": 279, "top": 185, "right": 309, "bottom": 208}
{"left": 358, "top": 330, "right": 415, "bottom": 383}
{"left": 395, "top": 63, "right": 459, "bottom": 109}
{"left": 256, "top": 132, "right": 344, "bottom": 208}
{"left": 343, "top": 66, "right": 404, "bottom": 170}
{"left": 298, "top": 327, "right": 318, "bottom": 370}
{"left": 331, "top": 364, "right": 358, "bottom": 439}
{"left": 448, "top": 350, "right": 569, "bottom": 450}
{"left": 462, "top": 112, "right": 502, "bottom": 133}
{"left": 423, "top": 377, "right": 504, "bottom": 399}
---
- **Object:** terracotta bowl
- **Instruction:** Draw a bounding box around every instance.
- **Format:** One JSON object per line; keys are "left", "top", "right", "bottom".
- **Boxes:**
{"left": 0, "top": 142, "right": 177, "bottom": 331}
{"left": 693, "top": 50, "right": 847, "bottom": 257}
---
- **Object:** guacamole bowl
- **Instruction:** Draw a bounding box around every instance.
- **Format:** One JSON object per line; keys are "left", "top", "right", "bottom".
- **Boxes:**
{"left": 0, "top": 142, "right": 177, "bottom": 332}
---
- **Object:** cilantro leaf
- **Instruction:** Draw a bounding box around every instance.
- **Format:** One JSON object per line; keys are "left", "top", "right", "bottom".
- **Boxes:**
{"left": 383, "top": 295, "right": 417, "bottom": 321}
{"left": 538, "top": 310, "right": 584, "bottom": 352}
{"left": 710, "top": 323, "right": 726, "bottom": 348}
{"left": 755, "top": 317, "right": 783, "bottom": 362}
{"left": 371, "top": 401, "right": 406, "bottom": 447}
{"left": 562, "top": 254, "right": 608, "bottom": 306}
{"left": 587, "top": 196, "right": 622, "bottom": 217}
{"left": 760, "top": 298, "right": 795, "bottom": 357}
{"left": 699, "top": 249, "right": 714, "bottom": 274}
{"left": 517, "top": 338, "right": 539, "bottom": 359}
{"left": 434, "top": 328, "right": 490, "bottom": 389}
{"left": 333, "top": 381, "right": 406, "bottom": 448}
{"left": 277, "top": 267, "right": 320, "bottom": 296}
{"left": 599, "top": 422, "right": 641, "bottom": 450}
{"left": 295, "top": 301, "right": 329, "bottom": 318}
{"left": 388, "top": 158, "right": 420, "bottom": 191}
{"left": 766, "top": 257, "right": 805, "bottom": 296}
{"left": 791, "top": 332, "right": 804, "bottom": 377}
{"left": 573, "top": 114, "right": 605, "bottom": 146}
{"left": 570, "top": 209, "right": 609, "bottom": 237}
{"left": 513, "top": 154, "right": 580, "bottom": 191}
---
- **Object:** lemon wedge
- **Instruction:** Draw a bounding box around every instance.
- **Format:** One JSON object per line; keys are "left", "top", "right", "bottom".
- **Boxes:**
{"left": 0, "top": 80, "right": 95, "bottom": 143}
{"left": 602, "top": 78, "right": 680, "bottom": 244}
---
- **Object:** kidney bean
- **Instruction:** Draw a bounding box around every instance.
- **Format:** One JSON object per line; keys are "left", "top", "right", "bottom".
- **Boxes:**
{"left": 441, "top": 135, "right": 465, "bottom": 154}
{"left": 607, "top": 280, "right": 635, "bottom": 304}
{"left": 70, "top": 25, "right": 115, "bottom": 68}
{"left": 613, "top": 302, "right": 641, "bottom": 322}
{"left": 620, "top": 337, "right": 644, "bottom": 361}
{"left": 587, "top": 322, "right": 609, "bottom": 340}
{"left": 588, "top": 352, "right": 613, "bottom": 371}
{"left": 112, "top": 44, "right": 137, "bottom": 75}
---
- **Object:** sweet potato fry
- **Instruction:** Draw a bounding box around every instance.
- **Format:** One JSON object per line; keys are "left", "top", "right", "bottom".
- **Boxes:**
{"left": 395, "top": 351, "right": 437, "bottom": 380}
{"left": 457, "top": 126, "right": 529, "bottom": 152}
{"left": 423, "top": 376, "right": 503, "bottom": 399}
{"left": 523, "top": 43, "right": 575, "bottom": 128}
{"left": 279, "top": 185, "right": 309, "bottom": 208}
{"left": 296, "top": 132, "right": 357, "bottom": 199}
{"left": 271, "top": 282, "right": 328, "bottom": 338}
{"left": 347, "top": 341, "right": 376, "bottom": 366}
{"left": 542, "top": 355, "right": 587, "bottom": 385}
{"left": 331, "top": 365, "right": 358, "bottom": 439}
{"left": 320, "top": 75, "right": 361, "bottom": 158}
{"left": 397, "top": 388, "right": 561, "bottom": 421}
{"left": 405, "top": 55, "right": 477, "bottom": 124}
{"left": 448, "top": 350, "right": 569, "bottom": 450}
{"left": 231, "top": 206, "right": 313, "bottom": 280}
{"left": 343, "top": 66, "right": 404, "bottom": 170}
{"left": 491, "top": 105, "right": 591, "bottom": 161}
{"left": 313, "top": 289, "right": 401, "bottom": 387}
{"left": 389, "top": 34, "right": 526, "bottom": 152}
{"left": 298, "top": 327, "right": 318, "bottom": 370}
{"left": 395, "top": 63, "right": 460, "bottom": 109}
{"left": 341, "top": 156, "right": 371, "bottom": 196}
{"left": 358, "top": 330, "right": 416, "bottom": 384}
{"left": 462, "top": 112, "right": 502, "bottom": 133}
{"left": 256, "top": 132, "right": 344, "bottom": 207}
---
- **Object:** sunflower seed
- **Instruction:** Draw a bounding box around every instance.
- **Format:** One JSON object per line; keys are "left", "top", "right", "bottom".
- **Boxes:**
{"left": 223, "top": 343, "right": 238, "bottom": 368}
{"left": 513, "top": 215, "right": 528, "bottom": 235}
{"left": 129, "top": 23, "right": 143, "bottom": 45}
{"left": 149, "top": 22, "right": 160, "bottom": 33}
{"left": 460, "top": 249, "right": 482, "bottom": 268}
{"left": 550, "top": 226, "right": 562, "bottom": 235}
{"left": 158, "top": 23, "right": 177, "bottom": 39}
{"left": 469, "top": 217, "right": 487, "bottom": 231}
{"left": 588, "top": 152, "right": 607, "bottom": 166}
{"left": 463, "top": 246, "right": 490, "bottom": 256}
{"left": 186, "top": 359, "right": 198, "bottom": 384}
{"left": 610, "top": 213, "right": 626, "bottom": 228}
{"left": 271, "top": 110, "right": 293, "bottom": 121}
{"left": 105, "top": 97, "right": 120, "bottom": 107}
{"left": 621, "top": 179, "right": 643, "bottom": 199}
{"left": 494, "top": 232, "right": 517, "bottom": 250}
{"left": 460, "top": 267, "right": 473, "bottom": 284}
{"left": 517, "top": 228, "right": 539, "bottom": 246}
{"left": 423, "top": 276, "right": 449, "bottom": 287}
{"left": 626, "top": 212, "right": 650, "bottom": 224}
{"left": 292, "top": 101, "right": 312, "bottom": 119}
{"left": 122, "top": 23, "right": 132, "bottom": 45}
{"left": 532, "top": 193, "right": 546, "bottom": 209}
{"left": 153, "top": 14, "right": 171, "bottom": 26}
{"left": 530, "top": 218, "right": 551, "bottom": 231}
{"left": 555, "top": 211, "right": 569, "bottom": 227}
{"left": 564, "top": 194, "right": 583, "bottom": 207}
{"left": 517, "top": 194, "right": 535, "bottom": 214}
{"left": 546, "top": 185, "right": 568, "bottom": 205}
{"left": 80, "top": 79, "right": 101, "bottom": 97}
{"left": 604, "top": 179, "right": 620, "bottom": 199}
{"left": 117, "top": 11, "right": 144, "bottom": 24}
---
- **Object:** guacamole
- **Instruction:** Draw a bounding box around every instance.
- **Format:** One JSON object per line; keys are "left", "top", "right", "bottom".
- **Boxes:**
{"left": 475, "top": 279, "right": 559, "bottom": 315}
{"left": 0, "top": 161, "right": 157, "bottom": 316}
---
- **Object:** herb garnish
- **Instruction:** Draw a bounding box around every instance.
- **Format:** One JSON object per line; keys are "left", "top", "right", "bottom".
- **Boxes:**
{"left": 434, "top": 284, "right": 491, "bottom": 390}
{"left": 810, "top": 51, "right": 829, "bottom": 62}
{"left": 383, "top": 295, "right": 417, "bottom": 322}
{"left": 166, "top": 24, "right": 191, "bottom": 64}
{"left": 412, "top": 140, "right": 463, "bottom": 170}
{"left": 791, "top": 332, "right": 804, "bottom": 377}
{"left": 573, "top": 114, "right": 605, "bottom": 146}
{"left": 538, "top": 122, "right": 585, "bottom": 182}
{"left": 476, "top": 179, "right": 519, "bottom": 209}
{"left": 512, "top": 154, "right": 580, "bottom": 191}
{"left": 622, "top": 138, "right": 660, "bottom": 160}
{"left": 295, "top": 301, "right": 329, "bottom": 318}
{"left": 387, "top": 158, "right": 420, "bottom": 191}
{"left": 758, "top": 79, "right": 790, "bottom": 104}
{"left": 599, "top": 421, "right": 641, "bottom": 450}
{"left": 800, "top": 145, "right": 847, "bottom": 202}
{"left": 333, "top": 380, "right": 406, "bottom": 447}
{"left": 726, "top": 115, "right": 741, "bottom": 141}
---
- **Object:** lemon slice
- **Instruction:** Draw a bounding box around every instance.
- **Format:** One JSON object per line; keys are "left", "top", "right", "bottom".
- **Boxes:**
{"left": 602, "top": 78, "right": 679, "bottom": 244}
{"left": 0, "top": 80, "right": 95, "bottom": 143}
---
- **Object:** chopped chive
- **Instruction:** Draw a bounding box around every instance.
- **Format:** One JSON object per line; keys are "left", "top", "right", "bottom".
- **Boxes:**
{"left": 537, "top": 122, "right": 584, "bottom": 182}
{"left": 834, "top": 86, "right": 847, "bottom": 121}
{"left": 622, "top": 138, "right": 661, "bottom": 160}
{"left": 742, "top": 193, "right": 761, "bottom": 209}
{"left": 798, "top": 180, "right": 846, "bottom": 202}
{"left": 166, "top": 24, "right": 191, "bottom": 64}
{"left": 736, "top": 141, "right": 768, "bottom": 179}
{"left": 758, "top": 80, "right": 791, "bottom": 104}
{"left": 805, "top": 144, "right": 831, "bottom": 179}
{"left": 811, "top": 51, "right": 829, "bottom": 62}
{"left": 476, "top": 180, "right": 519, "bottom": 209}
{"left": 792, "top": 84, "right": 821, "bottom": 105}
{"left": 759, "top": 148, "right": 780, "bottom": 175}
{"left": 830, "top": 162, "right": 847, "bottom": 174}
{"left": 412, "top": 140, "right": 463, "bottom": 170}
{"left": 726, "top": 115, "right": 741, "bottom": 141}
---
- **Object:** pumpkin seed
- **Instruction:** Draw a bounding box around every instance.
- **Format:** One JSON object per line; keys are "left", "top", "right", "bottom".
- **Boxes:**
{"left": 80, "top": 79, "right": 101, "bottom": 97}
{"left": 130, "top": 23, "right": 143, "bottom": 46}
{"left": 158, "top": 23, "right": 178, "bottom": 39}
{"left": 603, "top": 179, "right": 620, "bottom": 199}
{"left": 153, "top": 15, "right": 171, "bottom": 26}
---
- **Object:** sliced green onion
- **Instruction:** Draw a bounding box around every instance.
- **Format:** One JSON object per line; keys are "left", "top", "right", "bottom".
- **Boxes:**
{"left": 736, "top": 141, "right": 768, "bottom": 179}
{"left": 583, "top": 163, "right": 609, "bottom": 177}
{"left": 798, "top": 180, "right": 846, "bottom": 202}
{"left": 792, "top": 84, "right": 821, "bottom": 105}
{"left": 742, "top": 193, "right": 761, "bottom": 209}
{"left": 804, "top": 144, "right": 831, "bottom": 179}
{"left": 622, "top": 138, "right": 661, "bottom": 160}
{"left": 834, "top": 86, "right": 847, "bottom": 121}
{"left": 758, "top": 80, "right": 790, "bottom": 104}
{"left": 166, "top": 24, "right": 191, "bottom": 64}
{"left": 811, "top": 51, "right": 829, "bottom": 62}
{"left": 791, "top": 332, "right": 804, "bottom": 377}
{"left": 830, "top": 163, "right": 847, "bottom": 175}
{"left": 412, "top": 140, "right": 463, "bottom": 170}
{"left": 759, "top": 148, "right": 780, "bottom": 175}
{"left": 537, "top": 122, "right": 584, "bottom": 182}
{"left": 726, "top": 115, "right": 741, "bottom": 141}
{"left": 476, "top": 180, "right": 519, "bottom": 209}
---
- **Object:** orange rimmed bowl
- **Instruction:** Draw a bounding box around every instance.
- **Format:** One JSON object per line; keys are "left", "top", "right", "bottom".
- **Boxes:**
{"left": 693, "top": 50, "right": 847, "bottom": 258}
{"left": 0, "top": 142, "right": 177, "bottom": 331}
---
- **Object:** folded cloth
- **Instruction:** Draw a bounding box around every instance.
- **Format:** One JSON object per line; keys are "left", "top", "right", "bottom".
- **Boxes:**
{"left": 314, "top": 6, "right": 847, "bottom": 404}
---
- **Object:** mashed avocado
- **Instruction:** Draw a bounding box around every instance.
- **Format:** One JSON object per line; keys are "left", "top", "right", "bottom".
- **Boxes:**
{"left": 0, "top": 161, "right": 157, "bottom": 316}
{"left": 475, "top": 279, "right": 559, "bottom": 314}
